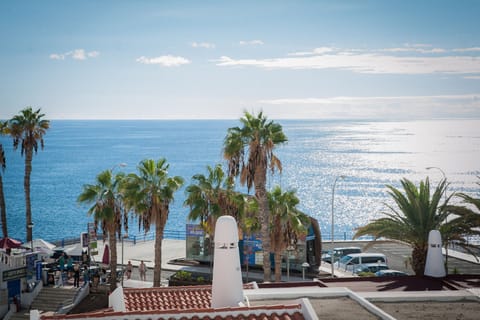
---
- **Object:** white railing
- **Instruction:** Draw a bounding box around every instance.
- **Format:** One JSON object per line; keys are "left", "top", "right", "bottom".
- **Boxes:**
{"left": 0, "top": 251, "right": 26, "bottom": 268}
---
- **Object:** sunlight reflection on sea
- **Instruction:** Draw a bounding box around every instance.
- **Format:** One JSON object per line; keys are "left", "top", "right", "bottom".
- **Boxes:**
{"left": 1, "top": 119, "right": 479, "bottom": 242}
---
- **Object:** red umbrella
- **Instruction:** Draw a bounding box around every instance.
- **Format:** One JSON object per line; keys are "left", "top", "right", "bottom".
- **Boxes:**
{"left": 0, "top": 237, "right": 22, "bottom": 249}
{"left": 102, "top": 244, "right": 110, "bottom": 264}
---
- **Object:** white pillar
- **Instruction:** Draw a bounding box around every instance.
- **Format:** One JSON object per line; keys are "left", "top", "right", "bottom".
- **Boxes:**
{"left": 424, "top": 230, "right": 446, "bottom": 278}
{"left": 211, "top": 216, "right": 244, "bottom": 308}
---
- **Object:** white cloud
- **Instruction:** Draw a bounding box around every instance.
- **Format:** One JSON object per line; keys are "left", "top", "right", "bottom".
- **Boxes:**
{"left": 380, "top": 47, "right": 446, "bottom": 54}
{"left": 239, "top": 40, "right": 264, "bottom": 46}
{"left": 72, "top": 49, "right": 86, "bottom": 60}
{"left": 87, "top": 51, "right": 100, "bottom": 58}
{"left": 288, "top": 47, "right": 335, "bottom": 56}
{"left": 136, "top": 55, "right": 191, "bottom": 67}
{"left": 259, "top": 94, "right": 480, "bottom": 105}
{"left": 453, "top": 47, "right": 480, "bottom": 52}
{"left": 49, "top": 49, "right": 100, "bottom": 61}
{"left": 191, "top": 42, "right": 215, "bottom": 49}
{"left": 215, "top": 48, "right": 480, "bottom": 75}
{"left": 49, "top": 53, "right": 65, "bottom": 60}
{"left": 258, "top": 94, "right": 480, "bottom": 119}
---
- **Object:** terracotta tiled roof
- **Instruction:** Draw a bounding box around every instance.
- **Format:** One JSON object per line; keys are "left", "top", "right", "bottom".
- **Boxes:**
{"left": 39, "top": 285, "right": 305, "bottom": 320}
{"left": 124, "top": 285, "right": 212, "bottom": 311}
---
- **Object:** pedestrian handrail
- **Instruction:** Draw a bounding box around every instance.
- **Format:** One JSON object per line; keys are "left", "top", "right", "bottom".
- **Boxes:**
{"left": 46, "top": 229, "right": 187, "bottom": 249}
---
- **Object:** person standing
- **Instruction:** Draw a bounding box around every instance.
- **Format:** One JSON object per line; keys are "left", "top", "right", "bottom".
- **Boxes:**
{"left": 55, "top": 270, "right": 63, "bottom": 287}
{"left": 73, "top": 263, "right": 80, "bottom": 288}
{"left": 126, "top": 261, "right": 133, "bottom": 279}
{"left": 83, "top": 265, "right": 90, "bottom": 286}
{"left": 66, "top": 255, "right": 73, "bottom": 278}
{"left": 139, "top": 260, "right": 146, "bottom": 281}
{"left": 58, "top": 253, "right": 65, "bottom": 273}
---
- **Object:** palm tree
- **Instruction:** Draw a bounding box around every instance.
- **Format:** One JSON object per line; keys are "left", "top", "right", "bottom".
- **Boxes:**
{"left": 184, "top": 164, "right": 257, "bottom": 236}
{"left": 268, "top": 186, "right": 309, "bottom": 282}
{"left": 443, "top": 181, "right": 480, "bottom": 263}
{"left": 223, "top": 111, "right": 287, "bottom": 282}
{"left": 78, "top": 170, "right": 125, "bottom": 292}
{"left": 122, "top": 158, "right": 184, "bottom": 287}
{"left": 354, "top": 177, "right": 448, "bottom": 276}
{"left": 0, "top": 122, "right": 7, "bottom": 237}
{"left": 6, "top": 107, "right": 49, "bottom": 241}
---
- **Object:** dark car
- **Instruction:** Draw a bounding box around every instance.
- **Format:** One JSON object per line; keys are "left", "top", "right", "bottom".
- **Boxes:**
{"left": 375, "top": 269, "right": 408, "bottom": 277}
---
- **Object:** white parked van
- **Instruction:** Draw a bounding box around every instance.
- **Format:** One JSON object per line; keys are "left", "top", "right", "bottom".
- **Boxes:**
{"left": 335, "top": 253, "right": 388, "bottom": 273}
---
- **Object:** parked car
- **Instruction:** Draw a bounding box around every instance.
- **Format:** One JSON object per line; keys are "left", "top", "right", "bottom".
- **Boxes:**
{"left": 322, "top": 247, "right": 362, "bottom": 264}
{"left": 375, "top": 269, "right": 408, "bottom": 277}
{"left": 354, "top": 263, "right": 389, "bottom": 274}
{"left": 335, "top": 253, "right": 388, "bottom": 273}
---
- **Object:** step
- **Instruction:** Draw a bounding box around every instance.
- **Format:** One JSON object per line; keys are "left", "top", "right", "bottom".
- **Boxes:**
{"left": 30, "top": 287, "right": 78, "bottom": 313}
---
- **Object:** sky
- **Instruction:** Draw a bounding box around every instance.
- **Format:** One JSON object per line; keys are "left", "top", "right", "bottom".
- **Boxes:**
{"left": 1, "top": 0, "right": 479, "bottom": 120}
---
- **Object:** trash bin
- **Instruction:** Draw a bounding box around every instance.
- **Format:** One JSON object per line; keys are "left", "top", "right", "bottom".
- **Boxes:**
{"left": 42, "top": 268, "right": 49, "bottom": 285}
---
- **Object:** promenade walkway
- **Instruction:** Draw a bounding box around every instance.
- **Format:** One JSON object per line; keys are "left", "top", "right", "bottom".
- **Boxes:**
{"left": 59, "top": 238, "right": 478, "bottom": 287}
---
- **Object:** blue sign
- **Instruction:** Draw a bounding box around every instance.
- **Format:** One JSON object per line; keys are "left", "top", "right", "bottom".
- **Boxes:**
{"left": 26, "top": 253, "right": 37, "bottom": 280}
{"left": 36, "top": 261, "right": 43, "bottom": 281}
{"left": 186, "top": 224, "right": 204, "bottom": 237}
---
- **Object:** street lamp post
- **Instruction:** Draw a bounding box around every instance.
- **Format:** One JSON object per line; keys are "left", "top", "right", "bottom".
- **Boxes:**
{"left": 301, "top": 262, "right": 310, "bottom": 280}
{"left": 426, "top": 166, "right": 449, "bottom": 272}
{"left": 286, "top": 245, "right": 295, "bottom": 281}
{"left": 27, "top": 223, "right": 34, "bottom": 252}
{"left": 331, "top": 175, "right": 346, "bottom": 278}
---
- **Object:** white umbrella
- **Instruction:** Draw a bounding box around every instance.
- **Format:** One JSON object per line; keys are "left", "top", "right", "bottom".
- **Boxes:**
{"left": 63, "top": 243, "right": 84, "bottom": 257}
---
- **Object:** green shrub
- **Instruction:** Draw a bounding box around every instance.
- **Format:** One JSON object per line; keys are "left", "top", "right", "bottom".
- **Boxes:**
{"left": 174, "top": 270, "right": 192, "bottom": 281}
{"left": 358, "top": 271, "right": 375, "bottom": 277}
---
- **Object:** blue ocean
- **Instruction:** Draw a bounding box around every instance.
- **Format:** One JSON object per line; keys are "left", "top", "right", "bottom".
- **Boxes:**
{"left": 1, "top": 119, "right": 479, "bottom": 243}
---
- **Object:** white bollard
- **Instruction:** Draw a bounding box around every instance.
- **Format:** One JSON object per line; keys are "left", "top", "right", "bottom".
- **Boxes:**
{"left": 424, "top": 230, "right": 446, "bottom": 278}
{"left": 211, "top": 216, "right": 244, "bottom": 308}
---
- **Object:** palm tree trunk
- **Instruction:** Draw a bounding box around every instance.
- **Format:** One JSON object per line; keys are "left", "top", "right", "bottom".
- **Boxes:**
{"left": 412, "top": 245, "right": 427, "bottom": 276}
{"left": 153, "top": 219, "right": 163, "bottom": 287}
{"left": 0, "top": 175, "right": 7, "bottom": 237}
{"left": 108, "top": 227, "right": 118, "bottom": 293}
{"left": 255, "top": 167, "right": 271, "bottom": 282}
{"left": 24, "top": 149, "right": 33, "bottom": 242}
{"left": 274, "top": 251, "right": 282, "bottom": 282}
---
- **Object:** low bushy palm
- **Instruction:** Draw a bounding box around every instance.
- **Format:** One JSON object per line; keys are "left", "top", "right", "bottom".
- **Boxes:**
{"left": 354, "top": 178, "right": 447, "bottom": 275}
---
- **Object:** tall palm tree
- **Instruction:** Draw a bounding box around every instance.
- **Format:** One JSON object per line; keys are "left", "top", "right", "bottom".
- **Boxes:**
{"left": 223, "top": 111, "right": 287, "bottom": 282}
{"left": 268, "top": 186, "right": 309, "bottom": 282}
{"left": 122, "top": 158, "right": 184, "bottom": 287}
{"left": 354, "top": 177, "right": 448, "bottom": 276}
{"left": 0, "top": 122, "right": 7, "bottom": 237}
{"left": 78, "top": 170, "right": 125, "bottom": 292}
{"left": 7, "top": 107, "right": 49, "bottom": 241}
{"left": 184, "top": 164, "right": 257, "bottom": 236}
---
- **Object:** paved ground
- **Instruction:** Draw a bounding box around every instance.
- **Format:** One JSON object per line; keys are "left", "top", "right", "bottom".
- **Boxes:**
{"left": 62, "top": 238, "right": 480, "bottom": 319}
{"left": 321, "top": 240, "right": 480, "bottom": 275}
{"left": 52, "top": 237, "right": 479, "bottom": 286}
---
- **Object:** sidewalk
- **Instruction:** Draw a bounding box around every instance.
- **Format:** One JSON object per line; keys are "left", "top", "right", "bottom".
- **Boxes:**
{"left": 90, "top": 238, "right": 308, "bottom": 286}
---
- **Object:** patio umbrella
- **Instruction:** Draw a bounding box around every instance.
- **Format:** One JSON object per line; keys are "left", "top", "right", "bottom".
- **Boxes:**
{"left": 0, "top": 237, "right": 22, "bottom": 249}
{"left": 102, "top": 244, "right": 110, "bottom": 264}
{"left": 24, "top": 239, "right": 56, "bottom": 251}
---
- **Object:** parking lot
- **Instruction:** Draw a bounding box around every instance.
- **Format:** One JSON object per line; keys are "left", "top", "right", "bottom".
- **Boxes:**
{"left": 321, "top": 240, "right": 479, "bottom": 275}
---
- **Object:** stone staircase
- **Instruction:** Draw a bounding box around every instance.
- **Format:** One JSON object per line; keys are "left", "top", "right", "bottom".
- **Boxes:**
{"left": 8, "top": 286, "right": 79, "bottom": 320}
{"left": 7, "top": 308, "right": 30, "bottom": 320}
{"left": 31, "top": 286, "right": 78, "bottom": 313}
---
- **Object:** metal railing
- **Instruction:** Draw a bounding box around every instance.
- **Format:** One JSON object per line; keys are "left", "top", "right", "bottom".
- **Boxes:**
{"left": 47, "top": 228, "right": 187, "bottom": 248}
